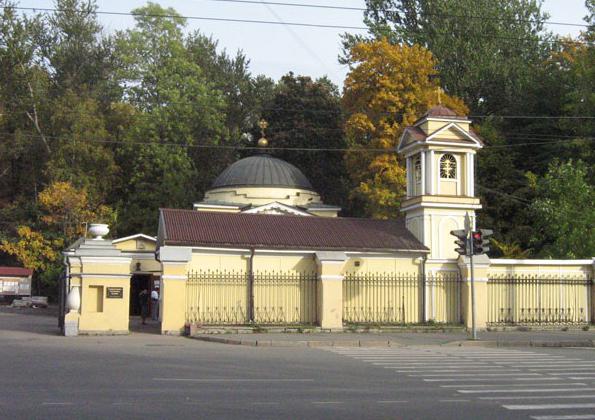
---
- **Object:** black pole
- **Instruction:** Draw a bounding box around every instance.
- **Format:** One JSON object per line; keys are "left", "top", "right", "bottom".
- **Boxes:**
{"left": 248, "top": 248, "right": 255, "bottom": 323}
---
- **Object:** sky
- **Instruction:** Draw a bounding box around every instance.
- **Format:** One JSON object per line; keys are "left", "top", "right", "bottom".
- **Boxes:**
{"left": 16, "top": 0, "right": 590, "bottom": 88}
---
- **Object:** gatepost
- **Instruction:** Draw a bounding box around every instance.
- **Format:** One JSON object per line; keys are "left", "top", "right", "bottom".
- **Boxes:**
{"left": 458, "top": 254, "right": 490, "bottom": 331}
{"left": 158, "top": 246, "right": 191, "bottom": 335}
{"left": 315, "top": 251, "right": 347, "bottom": 330}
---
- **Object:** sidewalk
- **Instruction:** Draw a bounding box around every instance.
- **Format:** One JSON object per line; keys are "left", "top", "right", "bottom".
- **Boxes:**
{"left": 191, "top": 330, "right": 595, "bottom": 348}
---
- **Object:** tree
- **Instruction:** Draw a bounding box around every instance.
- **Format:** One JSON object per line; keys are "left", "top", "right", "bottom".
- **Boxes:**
{"left": 528, "top": 160, "right": 594, "bottom": 258}
{"left": 345, "top": 0, "right": 550, "bottom": 115}
{"left": 342, "top": 39, "right": 467, "bottom": 218}
{"left": 0, "top": 226, "right": 62, "bottom": 272}
{"left": 263, "top": 73, "right": 349, "bottom": 209}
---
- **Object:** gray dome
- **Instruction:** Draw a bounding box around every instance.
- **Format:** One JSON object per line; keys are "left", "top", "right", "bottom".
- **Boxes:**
{"left": 211, "top": 154, "right": 313, "bottom": 190}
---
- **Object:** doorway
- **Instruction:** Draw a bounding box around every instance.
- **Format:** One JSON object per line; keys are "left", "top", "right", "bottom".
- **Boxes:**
{"left": 130, "top": 274, "right": 151, "bottom": 316}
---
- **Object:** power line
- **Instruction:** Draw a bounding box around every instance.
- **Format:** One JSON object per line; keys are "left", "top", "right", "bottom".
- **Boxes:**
{"left": 1, "top": 131, "right": 592, "bottom": 152}
{"left": 206, "top": 0, "right": 589, "bottom": 28}
{"left": 8, "top": 6, "right": 593, "bottom": 46}
{"left": 476, "top": 184, "right": 531, "bottom": 204}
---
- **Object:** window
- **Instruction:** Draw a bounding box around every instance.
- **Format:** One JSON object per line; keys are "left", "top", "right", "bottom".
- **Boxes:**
{"left": 440, "top": 154, "right": 457, "bottom": 179}
{"left": 414, "top": 156, "right": 422, "bottom": 183}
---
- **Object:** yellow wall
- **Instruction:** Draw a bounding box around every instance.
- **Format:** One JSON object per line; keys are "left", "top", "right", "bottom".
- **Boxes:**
{"left": 113, "top": 238, "right": 156, "bottom": 252}
{"left": 77, "top": 276, "right": 130, "bottom": 333}
{"left": 204, "top": 186, "right": 322, "bottom": 208}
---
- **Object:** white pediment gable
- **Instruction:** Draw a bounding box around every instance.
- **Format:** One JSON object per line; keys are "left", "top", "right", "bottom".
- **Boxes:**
{"left": 426, "top": 122, "right": 482, "bottom": 147}
{"left": 242, "top": 202, "right": 312, "bottom": 216}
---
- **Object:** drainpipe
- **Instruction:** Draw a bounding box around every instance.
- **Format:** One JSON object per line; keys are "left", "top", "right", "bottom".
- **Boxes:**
{"left": 421, "top": 254, "right": 427, "bottom": 324}
{"left": 248, "top": 248, "right": 255, "bottom": 323}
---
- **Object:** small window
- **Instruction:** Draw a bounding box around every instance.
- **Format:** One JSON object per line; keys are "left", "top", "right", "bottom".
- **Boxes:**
{"left": 414, "top": 156, "right": 422, "bottom": 183}
{"left": 440, "top": 154, "right": 457, "bottom": 179}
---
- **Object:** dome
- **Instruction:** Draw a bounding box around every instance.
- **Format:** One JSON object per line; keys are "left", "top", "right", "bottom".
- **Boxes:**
{"left": 210, "top": 154, "right": 313, "bottom": 190}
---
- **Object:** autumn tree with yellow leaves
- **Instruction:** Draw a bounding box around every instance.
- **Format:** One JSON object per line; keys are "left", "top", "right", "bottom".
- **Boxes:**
{"left": 342, "top": 38, "right": 468, "bottom": 218}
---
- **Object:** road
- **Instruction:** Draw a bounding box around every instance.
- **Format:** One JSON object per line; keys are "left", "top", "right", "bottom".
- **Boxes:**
{"left": 1, "top": 308, "right": 595, "bottom": 419}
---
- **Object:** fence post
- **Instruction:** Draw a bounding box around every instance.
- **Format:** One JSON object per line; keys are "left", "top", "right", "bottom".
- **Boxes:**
{"left": 315, "top": 251, "right": 347, "bottom": 330}
{"left": 458, "top": 254, "right": 490, "bottom": 331}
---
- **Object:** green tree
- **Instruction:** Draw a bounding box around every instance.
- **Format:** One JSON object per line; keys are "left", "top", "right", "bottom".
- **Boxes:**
{"left": 263, "top": 73, "right": 349, "bottom": 209}
{"left": 345, "top": 0, "right": 551, "bottom": 115}
{"left": 528, "top": 160, "right": 594, "bottom": 258}
{"left": 342, "top": 39, "right": 467, "bottom": 218}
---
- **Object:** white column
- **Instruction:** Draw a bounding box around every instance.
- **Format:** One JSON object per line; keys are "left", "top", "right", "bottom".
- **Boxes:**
{"left": 466, "top": 153, "right": 474, "bottom": 196}
{"left": 406, "top": 157, "right": 411, "bottom": 198}
{"left": 420, "top": 151, "right": 426, "bottom": 196}
{"left": 427, "top": 150, "right": 435, "bottom": 195}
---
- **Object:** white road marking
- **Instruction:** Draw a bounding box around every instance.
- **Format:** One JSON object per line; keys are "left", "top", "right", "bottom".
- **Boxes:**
{"left": 504, "top": 403, "right": 595, "bottom": 410}
{"left": 42, "top": 402, "right": 74, "bottom": 406}
{"left": 377, "top": 400, "right": 408, "bottom": 403}
{"left": 458, "top": 387, "right": 595, "bottom": 394}
{"left": 480, "top": 395, "right": 595, "bottom": 401}
{"left": 410, "top": 373, "right": 541, "bottom": 377}
{"left": 425, "top": 377, "right": 561, "bottom": 382}
{"left": 439, "top": 399, "right": 470, "bottom": 402}
{"left": 530, "top": 415, "right": 595, "bottom": 420}
{"left": 443, "top": 383, "right": 586, "bottom": 388}
{"left": 153, "top": 378, "right": 314, "bottom": 382}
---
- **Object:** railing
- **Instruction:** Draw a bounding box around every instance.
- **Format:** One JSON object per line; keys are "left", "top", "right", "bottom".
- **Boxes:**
{"left": 186, "top": 270, "right": 248, "bottom": 325}
{"left": 487, "top": 274, "right": 592, "bottom": 326}
{"left": 343, "top": 273, "right": 422, "bottom": 324}
{"left": 186, "top": 270, "right": 317, "bottom": 325}
{"left": 253, "top": 271, "right": 317, "bottom": 325}
{"left": 426, "top": 272, "right": 461, "bottom": 324}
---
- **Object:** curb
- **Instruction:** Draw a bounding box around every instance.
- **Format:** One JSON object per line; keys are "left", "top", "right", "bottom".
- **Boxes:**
{"left": 191, "top": 336, "right": 401, "bottom": 347}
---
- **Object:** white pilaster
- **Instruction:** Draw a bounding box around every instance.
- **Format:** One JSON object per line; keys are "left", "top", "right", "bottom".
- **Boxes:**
{"left": 427, "top": 150, "right": 435, "bottom": 195}
{"left": 420, "top": 151, "right": 426, "bottom": 196}
{"left": 468, "top": 153, "right": 474, "bottom": 196}
{"left": 406, "top": 157, "right": 411, "bottom": 198}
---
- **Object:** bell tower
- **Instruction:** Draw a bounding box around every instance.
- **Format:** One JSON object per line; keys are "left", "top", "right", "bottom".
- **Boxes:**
{"left": 397, "top": 105, "right": 483, "bottom": 261}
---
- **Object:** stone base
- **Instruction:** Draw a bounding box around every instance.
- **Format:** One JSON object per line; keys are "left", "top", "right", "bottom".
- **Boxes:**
{"left": 64, "top": 319, "right": 79, "bottom": 337}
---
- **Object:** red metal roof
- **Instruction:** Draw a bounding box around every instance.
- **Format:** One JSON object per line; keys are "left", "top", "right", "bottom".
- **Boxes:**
{"left": 0, "top": 267, "right": 33, "bottom": 276}
{"left": 159, "top": 209, "right": 428, "bottom": 252}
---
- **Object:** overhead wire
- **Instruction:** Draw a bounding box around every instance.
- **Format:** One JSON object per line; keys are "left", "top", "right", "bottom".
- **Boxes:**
{"left": 7, "top": 6, "right": 593, "bottom": 46}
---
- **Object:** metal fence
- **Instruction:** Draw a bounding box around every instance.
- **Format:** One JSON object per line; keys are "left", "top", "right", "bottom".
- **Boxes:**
{"left": 487, "top": 274, "right": 592, "bottom": 326}
{"left": 343, "top": 273, "right": 420, "bottom": 324}
{"left": 186, "top": 269, "right": 317, "bottom": 325}
{"left": 426, "top": 272, "right": 461, "bottom": 324}
{"left": 254, "top": 271, "right": 317, "bottom": 325}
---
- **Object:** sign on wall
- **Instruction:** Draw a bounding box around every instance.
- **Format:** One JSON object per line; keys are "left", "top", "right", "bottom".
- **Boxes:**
{"left": 106, "top": 287, "right": 123, "bottom": 299}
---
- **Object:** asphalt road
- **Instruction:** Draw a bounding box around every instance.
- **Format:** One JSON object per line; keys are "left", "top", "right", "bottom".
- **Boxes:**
{"left": 2, "top": 308, "right": 595, "bottom": 420}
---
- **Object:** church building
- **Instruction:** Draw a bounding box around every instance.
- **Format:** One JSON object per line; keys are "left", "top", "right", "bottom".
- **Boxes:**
{"left": 61, "top": 107, "right": 594, "bottom": 336}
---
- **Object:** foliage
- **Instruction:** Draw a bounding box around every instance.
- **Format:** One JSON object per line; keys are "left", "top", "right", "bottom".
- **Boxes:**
{"left": 0, "top": 226, "right": 63, "bottom": 272}
{"left": 263, "top": 73, "right": 349, "bottom": 209}
{"left": 528, "top": 160, "right": 594, "bottom": 258}
{"left": 491, "top": 239, "right": 531, "bottom": 259}
{"left": 344, "top": 0, "right": 550, "bottom": 115}
{"left": 342, "top": 39, "right": 467, "bottom": 218}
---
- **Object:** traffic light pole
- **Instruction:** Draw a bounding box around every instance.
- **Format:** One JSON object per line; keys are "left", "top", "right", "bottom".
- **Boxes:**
{"left": 469, "top": 235, "right": 477, "bottom": 340}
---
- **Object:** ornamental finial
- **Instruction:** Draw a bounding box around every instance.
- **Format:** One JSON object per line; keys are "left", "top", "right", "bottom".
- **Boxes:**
{"left": 258, "top": 119, "right": 269, "bottom": 147}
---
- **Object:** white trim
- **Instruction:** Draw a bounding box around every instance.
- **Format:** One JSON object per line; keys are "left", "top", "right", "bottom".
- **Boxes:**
{"left": 72, "top": 273, "right": 131, "bottom": 279}
{"left": 112, "top": 233, "right": 157, "bottom": 244}
{"left": 426, "top": 122, "right": 481, "bottom": 146}
{"left": 319, "top": 274, "right": 344, "bottom": 281}
{"left": 243, "top": 202, "right": 312, "bottom": 216}
{"left": 401, "top": 202, "right": 482, "bottom": 212}
{"left": 79, "top": 257, "right": 132, "bottom": 264}
{"left": 428, "top": 150, "right": 435, "bottom": 195}
{"left": 426, "top": 259, "right": 459, "bottom": 264}
{"left": 420, "top": 151, "right": 426, "bottom": 195}
{"left": 192, "top": 203, "right": 242, "bottom": 210}
{"left": 422, "top": 116, "right": 473, "bottom": 125}
{"left": 161, "top": 275, "right": 187, "bottom": 281}
{"left": 490, "top": 259, "right": 593, "bottom": 266}
{"left": 120, "top": 252, "right": 157, "bottom": 260}
{"left": 406, "top": 157, "right": 411, "bottom": 198}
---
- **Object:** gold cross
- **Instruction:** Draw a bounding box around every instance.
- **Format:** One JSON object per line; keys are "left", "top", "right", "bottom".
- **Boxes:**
{"left": 258, "top": 119, "right": 269, "bottom": 148}
{"left": 436, "top": 86, "right": 444, "bottom": 105}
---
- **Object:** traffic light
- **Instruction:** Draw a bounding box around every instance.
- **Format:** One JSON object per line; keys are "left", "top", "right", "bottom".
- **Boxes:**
{"left": 472, "top": 229, "right": 493, "bottom": 255}
{"left": 450, "top": 229, "right": 469, "bottom": 256}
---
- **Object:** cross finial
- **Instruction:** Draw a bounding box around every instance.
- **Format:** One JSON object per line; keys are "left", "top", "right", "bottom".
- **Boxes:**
{"left": 258, "top": 119, "right": 269, "bottom": 147}
{"left": 436, "top": 86, "right": 444, "bottom": 105}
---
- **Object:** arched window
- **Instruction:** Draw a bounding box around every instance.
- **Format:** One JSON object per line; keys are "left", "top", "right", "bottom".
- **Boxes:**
{"left": 440, "top": 154, "right": 457, "bottom": 179}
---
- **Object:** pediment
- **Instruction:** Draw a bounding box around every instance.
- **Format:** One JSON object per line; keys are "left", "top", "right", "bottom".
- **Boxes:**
{"left": 242, "top": 202, "right": 312, "bottom": 216}
{"left": 426, "top": 122, "right": 483, "bottom": 147}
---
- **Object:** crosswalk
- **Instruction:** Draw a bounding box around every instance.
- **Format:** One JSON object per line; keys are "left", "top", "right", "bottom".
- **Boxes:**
{"left": 328, "top": 346, "right": 595, "bottom": 420}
